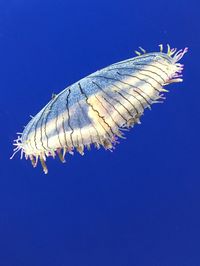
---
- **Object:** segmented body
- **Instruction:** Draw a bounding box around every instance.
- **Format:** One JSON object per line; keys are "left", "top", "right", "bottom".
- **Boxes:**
{"left": 12, "top": 45, "right": 188, "bottom": 173}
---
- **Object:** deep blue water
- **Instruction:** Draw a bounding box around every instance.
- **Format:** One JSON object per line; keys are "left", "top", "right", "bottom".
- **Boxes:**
{"left": 0, "top": 0, "right": 199, "bottom": 265}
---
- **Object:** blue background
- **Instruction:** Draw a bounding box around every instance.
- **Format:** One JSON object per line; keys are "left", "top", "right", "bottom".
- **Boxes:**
{"left": 0, "top": 0, "right": 199, "bottom": 265}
